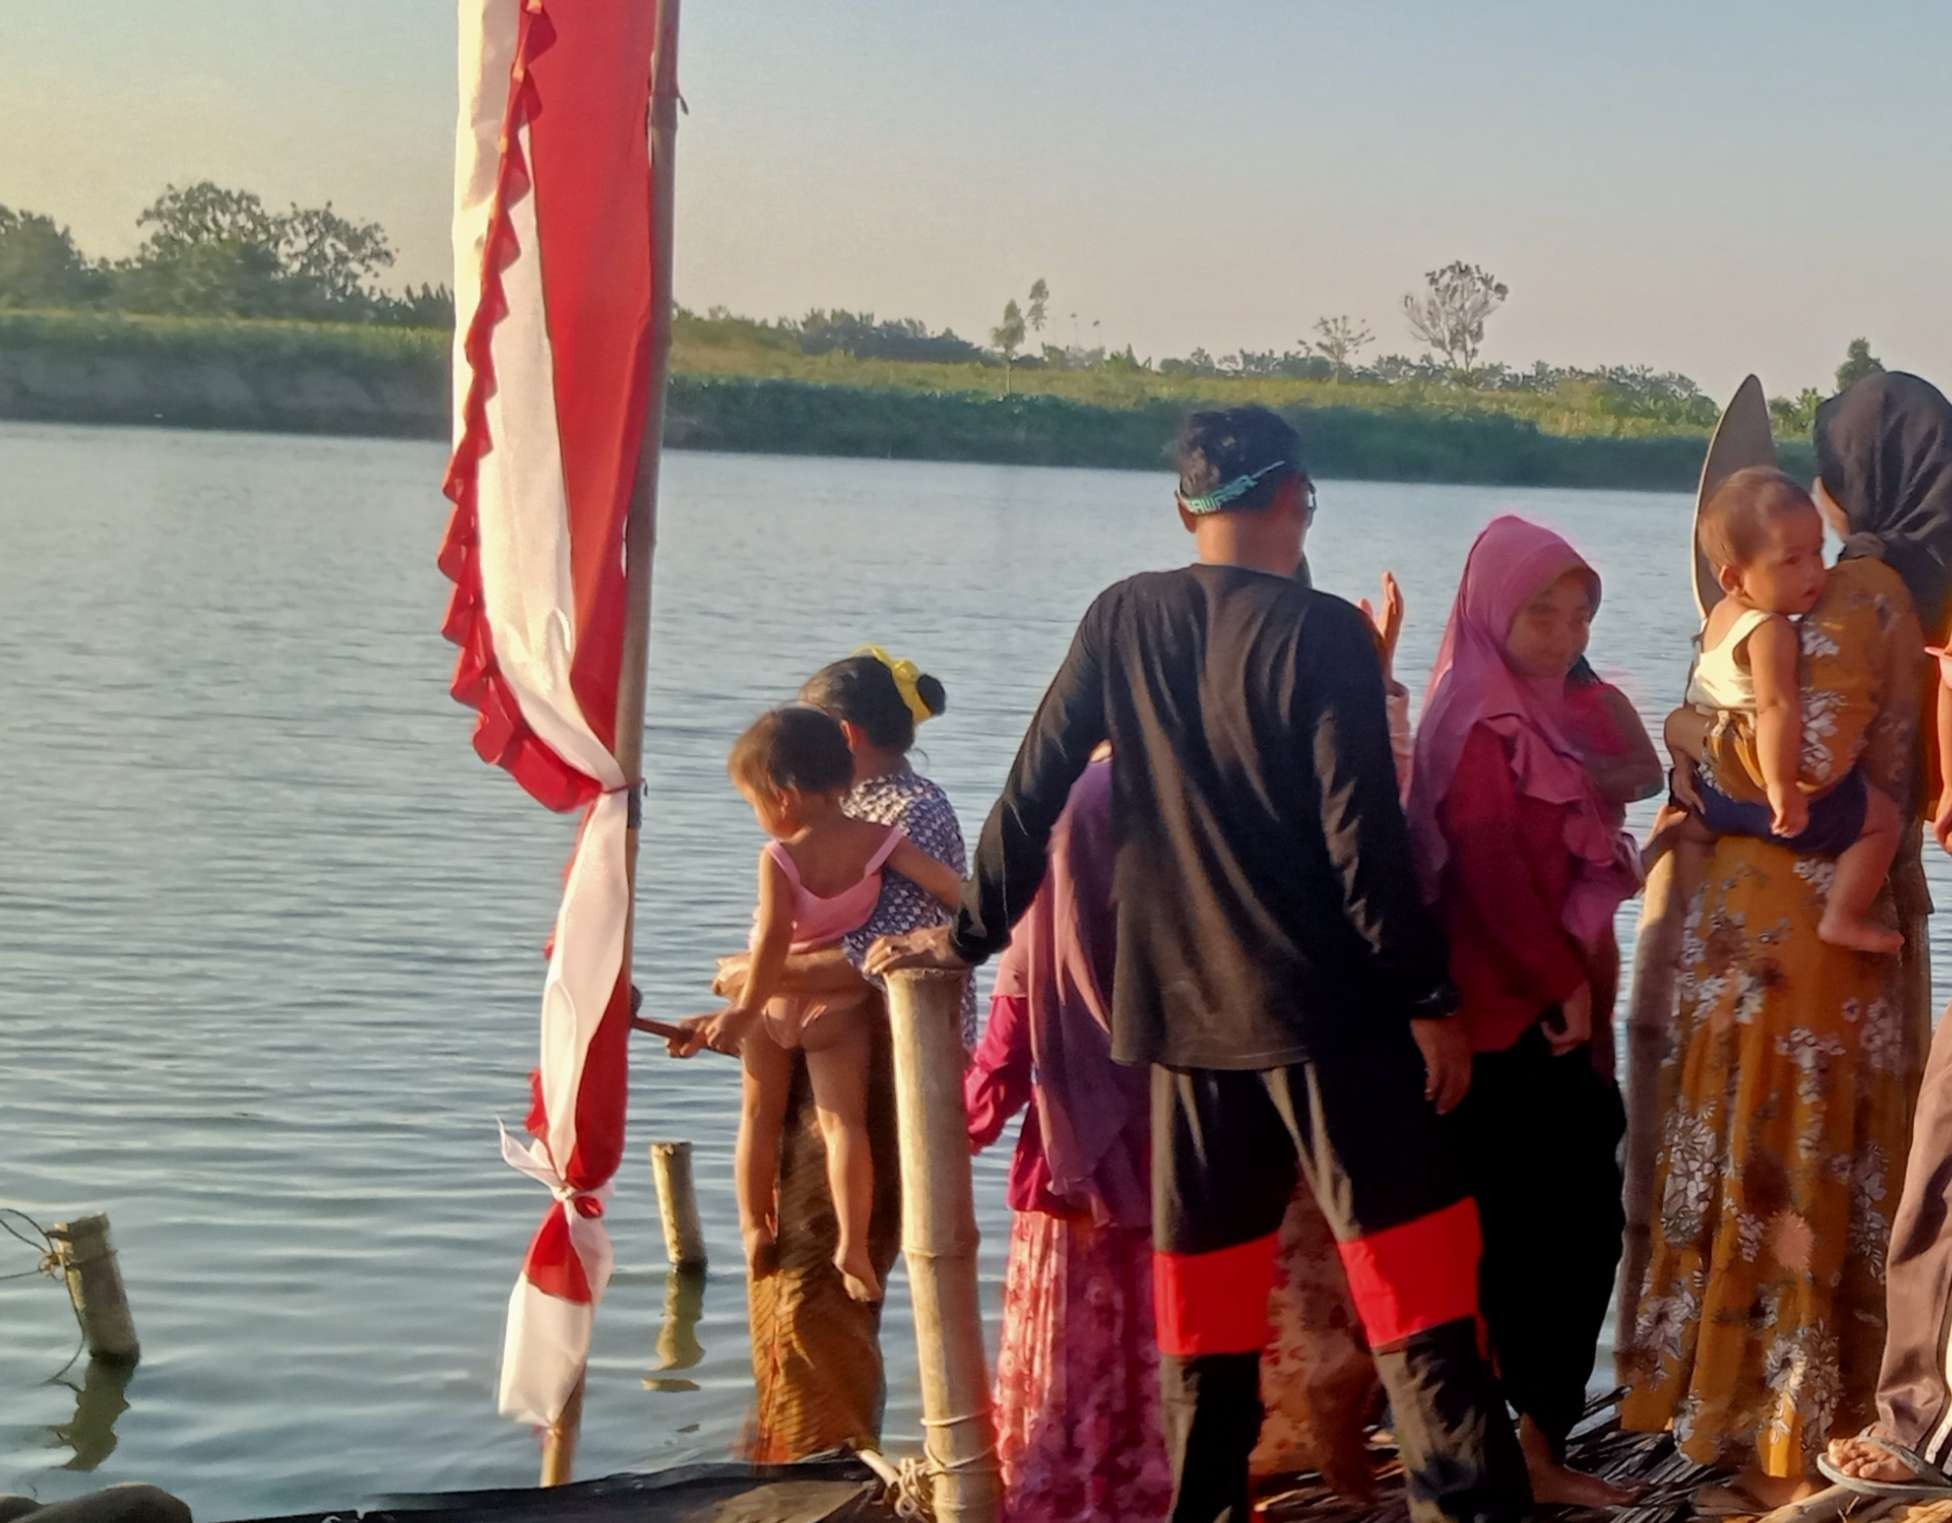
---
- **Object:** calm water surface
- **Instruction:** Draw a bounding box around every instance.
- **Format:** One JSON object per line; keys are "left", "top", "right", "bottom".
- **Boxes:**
{"left": 3, "top": 423, "right": 1947, "bottom": 1516}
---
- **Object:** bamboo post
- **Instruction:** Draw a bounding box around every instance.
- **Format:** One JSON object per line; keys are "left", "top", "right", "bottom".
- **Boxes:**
{"left": 539, "top": 0, "right": 682, "bottom": 1486}
{"left": 650, "top": 1141, "right": 708, "bottom": 1271}
{"left": 886, "top": 970, "right": 1001, "bottom": 1523}
{"left": 48, "top": 1216, "right": 139, "bottom": 1366}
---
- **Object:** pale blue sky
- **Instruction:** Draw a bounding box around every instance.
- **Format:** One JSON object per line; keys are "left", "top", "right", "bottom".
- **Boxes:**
{"left": 7, "top": 1, "right": 1948, "bottom": 396}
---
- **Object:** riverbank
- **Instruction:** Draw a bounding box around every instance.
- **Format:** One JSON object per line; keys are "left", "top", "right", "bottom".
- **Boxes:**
{"left": 0, "top": 311, "right": 1815, "bottom": 487}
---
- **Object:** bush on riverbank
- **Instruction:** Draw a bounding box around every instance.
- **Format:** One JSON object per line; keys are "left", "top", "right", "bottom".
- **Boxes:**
{"left": 0, "top": 310, "right": 1816, "bottom": 488}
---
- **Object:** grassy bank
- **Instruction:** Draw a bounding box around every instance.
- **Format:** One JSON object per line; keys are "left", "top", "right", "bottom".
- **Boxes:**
{"left": 0, "top": 310, "right": 1814, "bottom": 488}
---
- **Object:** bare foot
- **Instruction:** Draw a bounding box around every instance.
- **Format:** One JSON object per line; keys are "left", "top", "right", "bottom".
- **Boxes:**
{"left": 1519, "top": 1418, "right": 1642, "bottom": 1508}
{"left": 835, "top": 1248, "right": 882, "bottom": 1304}
{"left": 1819, "top": 911, "right": 1904, "bottom": 955}
{"left": 1826, "top": 1432, "right": 1930, "bottom": 1485}
{"left": 743, "top": 1226, "right": 779, "bottom": 1279}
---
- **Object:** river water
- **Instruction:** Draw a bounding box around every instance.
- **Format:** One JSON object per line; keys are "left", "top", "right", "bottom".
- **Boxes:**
{"left": 3, "top": 422, "right": 1947, "bottom": 1517}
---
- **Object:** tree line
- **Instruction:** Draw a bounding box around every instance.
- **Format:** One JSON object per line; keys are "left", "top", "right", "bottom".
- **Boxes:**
{"left": 0, "top": 182, "right": 450, "bottom": 325}
{"left": 0, "top": 184, "right": 1888, "bottom": 426}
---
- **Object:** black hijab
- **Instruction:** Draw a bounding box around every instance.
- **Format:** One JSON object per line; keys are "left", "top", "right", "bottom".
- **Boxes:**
{"left": 1816, "top": 371, "right": 1952, "bottom": 635}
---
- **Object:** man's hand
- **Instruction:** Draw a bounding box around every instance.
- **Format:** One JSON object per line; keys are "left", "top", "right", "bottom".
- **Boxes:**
{"left": 1410, "top": 1017, "right": 1471, "bottom": 1115}
{"left": 1358, "top": 571, "right": 1405, "bottom": 680}
{"left": 864, "top": 924, "right": 970, "bottom": 979}
{"left": 1545, "top": 981, "right": 1593, "bottom": 1057}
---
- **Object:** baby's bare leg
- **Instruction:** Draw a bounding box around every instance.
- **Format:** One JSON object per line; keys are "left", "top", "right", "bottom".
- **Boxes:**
{"left": 801, "top": 1006, "right": 880, "bottom": 1303}
{"left": 1820, "top": 783, "right": 1904, "bottom": 955}
{"left": 737, "top": 1029, "right": 794, "bottom": 1276}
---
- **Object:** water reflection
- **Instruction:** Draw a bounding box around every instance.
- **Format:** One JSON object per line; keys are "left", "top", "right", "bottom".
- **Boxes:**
{"left": 49, "top": 1358, "right": 133, "bottom": 1471}
{"left": 643, "top": 1270, "right": 706, "bottom": 1394}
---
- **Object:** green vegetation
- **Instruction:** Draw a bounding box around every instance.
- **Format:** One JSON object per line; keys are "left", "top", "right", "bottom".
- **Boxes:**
{"left": 0, "top": 183, "right": 1854, "bottom": 485}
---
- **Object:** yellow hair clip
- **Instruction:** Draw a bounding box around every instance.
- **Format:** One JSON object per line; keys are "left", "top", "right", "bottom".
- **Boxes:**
{"left": 856, "top": 645, "right": 933, "bottom": 726}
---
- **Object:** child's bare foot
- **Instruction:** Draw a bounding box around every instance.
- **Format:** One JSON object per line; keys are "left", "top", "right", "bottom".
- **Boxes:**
{"left": 1819, "top": 910, "right": 1904, "bottom": 955}
{"left": 835, "top": 1248, "right": 882, "bottom": 1304}
{"left": 743, "top": 1226, "right": 779, "bottom": 1279}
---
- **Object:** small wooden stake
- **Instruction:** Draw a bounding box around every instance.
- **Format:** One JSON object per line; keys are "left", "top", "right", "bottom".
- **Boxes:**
{"left": 650, "top": 1141, "right": 708, "bottom": 1271}
{"left": 49, "top": 1216, "right": 139, "bottom": 1366}
{"left": 886, "top": 970, "right": 1002, "bottom": 1523}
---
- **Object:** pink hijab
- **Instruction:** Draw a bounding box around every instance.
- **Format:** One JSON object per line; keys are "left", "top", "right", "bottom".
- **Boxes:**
{"left": 1408, "top": 515, "right": 1641, "bottom": 951}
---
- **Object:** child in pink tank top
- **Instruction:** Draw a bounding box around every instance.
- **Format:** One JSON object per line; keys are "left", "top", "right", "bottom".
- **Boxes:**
{"left": 681, "top": 706, "right": 961, "bottom": 1302}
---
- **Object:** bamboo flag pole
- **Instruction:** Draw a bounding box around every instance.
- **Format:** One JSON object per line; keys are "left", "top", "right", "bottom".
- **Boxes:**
{"left": 539, "top": 0, "right": 683, "bottom": 1487}
{"left": 885, "top": 971, "right": 1002, "bottom": 1523}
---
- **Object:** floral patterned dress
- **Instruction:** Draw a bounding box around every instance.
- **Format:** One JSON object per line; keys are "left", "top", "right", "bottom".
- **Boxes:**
{"left": 1620, "top": 557, "right": 1924, "bottom": 1475}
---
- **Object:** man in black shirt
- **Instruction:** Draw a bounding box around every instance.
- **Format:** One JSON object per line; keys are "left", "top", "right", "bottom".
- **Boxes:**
{"left": 869, "top": 408, "right": 1528, "bottom": 1523}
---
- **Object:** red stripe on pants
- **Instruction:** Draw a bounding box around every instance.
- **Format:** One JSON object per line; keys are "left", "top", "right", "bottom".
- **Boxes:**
{"left": 1154, "top": 1234, "right": 1278, "bottom": 1357}
{"left": 1335, "top": 1198, "right": 1482, "bottom": 1349}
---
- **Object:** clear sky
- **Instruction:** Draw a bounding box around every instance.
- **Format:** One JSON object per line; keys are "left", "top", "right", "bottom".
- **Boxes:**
{"left": 7, "top": 0, "right": 1948, "bottom": 397}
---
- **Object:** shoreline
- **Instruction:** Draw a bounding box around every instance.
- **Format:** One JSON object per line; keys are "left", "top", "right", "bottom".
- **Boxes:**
{"left": 0, "top": 314, "right": 1816, "bottom": 490}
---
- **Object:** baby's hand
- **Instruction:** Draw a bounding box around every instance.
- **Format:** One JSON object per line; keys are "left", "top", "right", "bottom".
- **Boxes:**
{"left": 1769, "top": 787, "right": 1809, "bottom": 841}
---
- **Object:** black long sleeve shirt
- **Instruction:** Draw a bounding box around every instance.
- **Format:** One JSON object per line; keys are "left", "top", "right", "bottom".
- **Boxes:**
{"left": 952, "top": 563, "right": 1456, "bottom": 1070}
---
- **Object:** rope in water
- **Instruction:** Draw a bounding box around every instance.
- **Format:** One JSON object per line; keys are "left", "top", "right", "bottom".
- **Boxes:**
{"left": 0, "top": 1209, "right": 58, "bottom": 1284}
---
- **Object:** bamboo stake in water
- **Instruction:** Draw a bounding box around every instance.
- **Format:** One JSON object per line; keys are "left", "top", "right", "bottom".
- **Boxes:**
{"left": 650, "top": 1141, "right": 708, "bottom": 1271}
{"left": 49, "top": 1215, "right": 139, "bottom": 1366}
{"left": 886, "top": 970, "right": 1002, "bottom": 1523}
{"left": 540, "top": 0, "right": 683, "bottom": 1486}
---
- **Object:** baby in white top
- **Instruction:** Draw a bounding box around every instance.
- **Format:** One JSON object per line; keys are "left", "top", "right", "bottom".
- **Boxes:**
{"left": 1685, "top": 466, "right": 1900, "bottom": 954}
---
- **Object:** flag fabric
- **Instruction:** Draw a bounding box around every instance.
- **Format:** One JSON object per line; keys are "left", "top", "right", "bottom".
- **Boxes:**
{"left": 438, "top": 0, "right": 658, "bottom": 1427}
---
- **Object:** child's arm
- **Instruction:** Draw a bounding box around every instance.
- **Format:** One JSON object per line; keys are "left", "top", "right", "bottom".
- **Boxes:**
{"left": 1748, "top": 616, "right": 1809, "bottom": 839}
{"left": 1935, "top": 676, "right": 1952, "bottom": 854}
{"left": 888, "top": 837, "right": 966, "bottom": 910}
{"left": 697, "top": 851, "right": 794, "bottom": 1053}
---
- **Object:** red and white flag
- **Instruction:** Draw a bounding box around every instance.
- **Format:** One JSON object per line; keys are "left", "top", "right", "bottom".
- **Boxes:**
{"left": 438, "top": 0, "right": 658, "bottom": 1426}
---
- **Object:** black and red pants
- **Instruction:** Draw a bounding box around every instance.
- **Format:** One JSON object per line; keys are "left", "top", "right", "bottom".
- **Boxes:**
{"left": 1152, "top": 1028, "right": 1530, "bottom": 1523}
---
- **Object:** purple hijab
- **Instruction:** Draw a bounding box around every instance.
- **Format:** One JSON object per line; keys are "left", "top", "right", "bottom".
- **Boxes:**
{"left": 991, "top": 760, "right": 1149, "bottom": 1229}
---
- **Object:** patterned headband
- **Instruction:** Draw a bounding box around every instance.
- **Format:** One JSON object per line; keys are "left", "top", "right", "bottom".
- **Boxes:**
{"left": 1175, "top": 459, "right": 1297, "bottom": 515}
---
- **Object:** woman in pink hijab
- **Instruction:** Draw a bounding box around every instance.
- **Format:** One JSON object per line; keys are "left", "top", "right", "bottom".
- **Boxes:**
{"left": 963, "top": 754, "right": 1171, "bottom": 1523}
{"left": 1406, "top": 515, "right": 1642, "bottom": 1508}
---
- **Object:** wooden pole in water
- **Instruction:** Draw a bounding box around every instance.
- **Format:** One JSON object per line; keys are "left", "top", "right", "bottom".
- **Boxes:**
{"left": 48, "top": 1216, "right": 139, "bottom": 1366}
{"left": 886, "top": 971, "right": 1002, "bottom": 1523}
{"left": 539, "top": 0, "right": 683, "bottom": 1487}
{"left": 650, "top": 1141, "right": 708, "bottom": 1271}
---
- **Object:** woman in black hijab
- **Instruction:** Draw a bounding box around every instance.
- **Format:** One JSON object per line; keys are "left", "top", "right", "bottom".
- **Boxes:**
{"left": 1817, "top": 373, "right": 1952, "bottom": 1499}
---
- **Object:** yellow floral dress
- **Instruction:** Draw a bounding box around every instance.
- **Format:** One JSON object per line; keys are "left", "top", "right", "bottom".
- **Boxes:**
{"left": 1620, "top": 557, "right": 1925, "bottom": 1475}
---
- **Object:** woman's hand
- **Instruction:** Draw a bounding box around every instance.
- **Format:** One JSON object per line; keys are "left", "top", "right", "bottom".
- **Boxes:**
{"left": 1669, "top": 758, "right": 1704, "bottom": 813}
{"left": 1934, "top": 793, "right": 1952, "bottom": 857}
{"left": 1545, "top": 982, "right": 1593, "bottom": 1057}
{"left": 1359, "top": 571, "right": 1405, "bottom": 680}
{"left": 712, "top": 955, "right": 750, "bottom": 1001}
{"left": 864, "top": 924, "right": 971, "bottom": 979}
{"left": 1768, "top": 786, "right": 1810, "bottom": 842}
{"left": 1410, "top": 1017, "right": 1471, "bottom": 1115}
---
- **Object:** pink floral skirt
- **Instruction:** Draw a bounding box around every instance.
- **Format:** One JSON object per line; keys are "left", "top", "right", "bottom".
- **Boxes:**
{"left": 992, "top": 1211, "right": 1173, "bottom": 1523}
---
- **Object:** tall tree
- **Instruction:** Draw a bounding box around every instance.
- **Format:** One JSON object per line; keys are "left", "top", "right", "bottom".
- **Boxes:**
{"left": 277, "top": 202, "right": 395, "bottom": 305}
{"left": 1026, "top": 278, "right": 1049, "bottom": 336}
{"left": 991, "top": 298, "right": 1026, "bottom": 394}
{"left": 1310, "top": 315, "right": 1374, "bottom": 380}
{"left": 1836, "top": 337, "right": 1885, "bottom": 393}
{"left": 0, "top": 206, "right": 104, "bottom": 307}
{"left": 1401, "top": 261, "right": 1508, "bottom": 375}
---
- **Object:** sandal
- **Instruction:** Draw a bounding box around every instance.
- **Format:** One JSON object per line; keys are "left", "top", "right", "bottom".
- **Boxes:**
{"left": 1691, "top": 1480, "right": 1776, "bottom": 1518}
{"left": 1817, "top": 1431, "right": 1952, "bottom": 1499}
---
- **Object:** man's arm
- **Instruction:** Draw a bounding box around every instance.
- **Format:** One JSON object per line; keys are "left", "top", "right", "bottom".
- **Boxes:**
{"left": 950, "top": 604, "right": 1109, "bottom": 965}
{"left": 1305, "top": 601, "right": 1456, "bottom": 1020}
